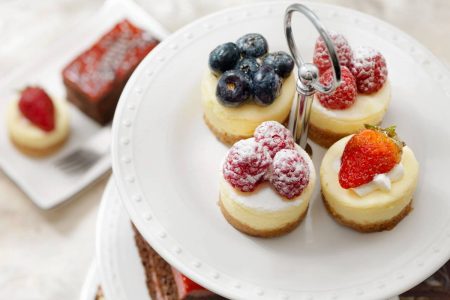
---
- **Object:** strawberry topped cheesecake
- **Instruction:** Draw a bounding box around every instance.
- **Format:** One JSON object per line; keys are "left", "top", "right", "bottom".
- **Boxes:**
{"left": 310, "top": 32, "right": 391, "bottom": 148}
{"left": 7, "top": 87, "right": 70, "bottom": 157}
{"left": 202, "top": 33, "right": 296, "bottom": 144}
{"left": 219, "top": 121, "right": 316, "bottom": 237}
{"left": 320, "top": 125, "right": 419, "bottom": 232}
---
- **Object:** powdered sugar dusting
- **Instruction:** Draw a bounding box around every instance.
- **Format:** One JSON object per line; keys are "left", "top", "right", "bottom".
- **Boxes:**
{"left": 317, "top": 66, "right": 357, "bottom": 110}
{"left": 350, "top": 46, "right": 388, "bottom": 94}
{"left": 223, "top": 138, "right": 271, "bottom": 192}
{"left": 269, "top": 149, "right": 310, "bottom": 199}
{"left": 313, "top": 31, "right": 353, "bottom": 74}
{"left": 221, "top": 145, "right": 315, "bottom": 211}
{"left": 254, "top": 121, "right": 295, "bottom": 158}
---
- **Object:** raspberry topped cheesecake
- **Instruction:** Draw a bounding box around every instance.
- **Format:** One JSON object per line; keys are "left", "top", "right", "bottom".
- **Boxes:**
{"left": 320, "top": 126, "right": 419, "bottom": 232}
{"left": 202, "top": 33, "right": 296, "bottom": 144}
{"left": 310, "top": 32, "right": 391, "bottom": 148}
{"left": 219, "top": 121, "right": 316, "bottom": 237}
{"left": 7, "top": 87, "right": 70, "bottom": 157}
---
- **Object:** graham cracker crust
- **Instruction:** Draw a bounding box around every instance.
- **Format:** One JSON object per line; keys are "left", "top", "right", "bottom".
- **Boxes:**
{"left": 308, "top": 123, "right": 350, "bottom": 148}
{"left": 219, "top": 197, "right": 307, "bottom": 238}
{"left": 322, "top": 193, "right": 413, "bottom": 233}
{"left": 203, "top": 114, "right": 249, "bottom": 145}
{"left": 10, "top": 132, "right": 69, "bottom": 157}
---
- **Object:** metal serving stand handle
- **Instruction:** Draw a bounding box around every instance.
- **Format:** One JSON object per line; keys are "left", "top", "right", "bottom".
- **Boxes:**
{"left": 284, "top": 4, "right": 342, "bottom": 149}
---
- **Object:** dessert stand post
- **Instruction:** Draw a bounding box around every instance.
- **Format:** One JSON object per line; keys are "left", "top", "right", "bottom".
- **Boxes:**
{"left": 285, "top": 3, "right": 341, "bottom": 149}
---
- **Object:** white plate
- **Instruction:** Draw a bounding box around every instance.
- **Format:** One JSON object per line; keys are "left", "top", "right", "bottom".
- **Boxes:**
{"left": 111, "top": 2, "right": 450, "bottom": 299}
{"left": 79, "top": 261, "right": 101, "bottom": 300}
{"left": 96, "top": 177, "right": 151, "bottom": 300}
{"left": 0, "top": 0, "right": 169, "bottom": 209}
{"left": 96, "top": 177, "right": 401, "bottom": 300}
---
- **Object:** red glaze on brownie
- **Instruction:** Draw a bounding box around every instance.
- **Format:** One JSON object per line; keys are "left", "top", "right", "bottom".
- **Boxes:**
{"left": 63, "top": 19, "right": 158, "bottom": 101}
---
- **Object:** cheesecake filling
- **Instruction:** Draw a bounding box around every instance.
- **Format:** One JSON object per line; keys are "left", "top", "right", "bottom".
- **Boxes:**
{"left": 201, "top": 71, "right": 295, "bottom": 136}
{"left": 310, "top": 80, "right": 391, "bottom": 134}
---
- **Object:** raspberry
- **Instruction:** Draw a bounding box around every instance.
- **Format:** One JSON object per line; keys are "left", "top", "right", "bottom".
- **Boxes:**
{"left": 254, "top": 121, "right": 295, "bottom": 158}
{"left": 269, "top": 149, "right": 310, "bottom": 199}
{"left": 313, "top": 32, "right": 353, "bottom": 74}
{"left": 18, "top": 86, "right": 55, "bottom": 132}
{"left": 223, "top": 138, "right": 271, "bottom": 192}
{"left": 349, "top": 46, "right": 388, "bottom": 94}
{"left": 317, "top": 66, "right": 357, "bottom": 110}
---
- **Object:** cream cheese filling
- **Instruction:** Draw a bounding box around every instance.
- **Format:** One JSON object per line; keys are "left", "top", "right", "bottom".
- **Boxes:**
{"left": 310, "top": 81, "right": 391, "bottom": 134}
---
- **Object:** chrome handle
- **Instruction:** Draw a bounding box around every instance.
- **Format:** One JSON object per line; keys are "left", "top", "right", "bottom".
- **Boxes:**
{"left": 284, "top": 3, "right": 342, "bottom": 148}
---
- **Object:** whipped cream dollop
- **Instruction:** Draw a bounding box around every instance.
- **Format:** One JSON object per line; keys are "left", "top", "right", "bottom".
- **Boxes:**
{"left": 352, "top": 163, "right": 404, "bottom": 196}
{"left": 334, "top": 158, "right": 404, "bottom": 197}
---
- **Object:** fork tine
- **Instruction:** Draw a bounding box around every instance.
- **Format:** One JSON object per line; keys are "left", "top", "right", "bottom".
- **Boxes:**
{"left": 56, "top": 150, "right": 84, "bottom": 167}
{"left": 56, "top": 148, "right": 102, "bottom": 175}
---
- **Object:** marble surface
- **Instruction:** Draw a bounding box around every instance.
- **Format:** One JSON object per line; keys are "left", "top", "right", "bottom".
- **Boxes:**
{"left": 0, "top": 1, "right": 449, "bottom": 299}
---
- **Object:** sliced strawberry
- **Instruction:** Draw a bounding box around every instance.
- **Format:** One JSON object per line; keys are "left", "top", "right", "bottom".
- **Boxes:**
{"left": 18, "top": 87, "right": 55, "bottom": 132}
{"left": 339, "top": 125, "right": 404, "bottom": 189}
{"left": 317, "top": 66, "right": 357, "bottom": 110}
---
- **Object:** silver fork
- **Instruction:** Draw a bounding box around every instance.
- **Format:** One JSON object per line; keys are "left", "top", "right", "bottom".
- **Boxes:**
{"left": 55, "top": 126, "right": 111, "bottom": 175}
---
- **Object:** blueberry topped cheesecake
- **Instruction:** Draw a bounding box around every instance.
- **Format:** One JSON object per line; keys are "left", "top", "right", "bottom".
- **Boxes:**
{"left": 201, "top": 33, "right": 296, "bottom": 144}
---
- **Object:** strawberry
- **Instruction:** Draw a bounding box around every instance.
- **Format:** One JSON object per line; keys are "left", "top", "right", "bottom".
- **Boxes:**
{"left": 18, "top": 87, "right": 55, "bottom": 132}
{"left": 317, "top": 66, "right": 357, "bottom": 110}
{"left": 339, "top": 125, "right": 404, "bottom": 189}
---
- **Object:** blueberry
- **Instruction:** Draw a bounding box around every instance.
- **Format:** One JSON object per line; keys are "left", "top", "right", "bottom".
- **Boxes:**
{"left": 236, "top": 33, "right": 268, "bottom": 58}
{"left": 209, "top": 42, "right": 240, "bottom": 75}
{"left": 252, "top": 65, "right": 281, "bottom": 105}
{"left": 235, "top": 57, "right": 260, "bottom": 77}
{"left": 216, "top": 70, "right": 252, "bottom": 107}
{"left": 262, "top": 51, "right": 294, "bottom": 78}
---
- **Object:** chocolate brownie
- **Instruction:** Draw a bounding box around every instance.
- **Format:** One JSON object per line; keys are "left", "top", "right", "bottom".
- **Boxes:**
{"left": 133, "top": 225, "right": 227, "bottom": 300}
{"left": 62, "top": 19, "right": 158, "bottom": 124}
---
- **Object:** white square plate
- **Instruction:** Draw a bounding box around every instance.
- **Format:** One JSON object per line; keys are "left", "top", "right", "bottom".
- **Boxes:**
{"left": 0, "top": 0, "right": 169, "bottom": 209}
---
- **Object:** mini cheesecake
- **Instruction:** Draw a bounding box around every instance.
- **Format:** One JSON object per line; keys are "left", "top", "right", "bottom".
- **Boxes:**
{"left": 7, "top": 87, "right": 70, "bottom": 157}
{"left": 202, "top": 34, "right": 296, "bottom": 145}
{"left": 219, "top": 121, "right": 315, "bottom": 237}
{"left": 310, "top": 34, "right": 391, "bottom": 148}
{"left": 320, "top": 128, "right": 419, "bottom": 232}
